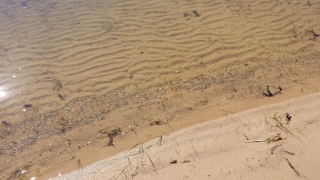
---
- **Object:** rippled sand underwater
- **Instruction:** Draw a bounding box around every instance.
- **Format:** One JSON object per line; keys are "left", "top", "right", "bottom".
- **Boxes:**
{"left": 1, "top": 0, "right": 320, "bottom": 179}
{"left": 0, "top": 0, "right": 319, "bottom": 116}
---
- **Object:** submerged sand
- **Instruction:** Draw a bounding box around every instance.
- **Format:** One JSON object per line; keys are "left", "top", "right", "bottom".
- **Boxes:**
{"left": 1, "top": 0, "right": 320, "bottom": 179}
{"left": 54, "top": 92, "right": 320, "bottom": 180}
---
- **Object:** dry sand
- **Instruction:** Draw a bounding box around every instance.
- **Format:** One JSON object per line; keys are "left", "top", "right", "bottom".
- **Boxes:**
{"left": 54, "top": 92, "right": 320, "bottom": 180}
{"left": 1, "top": 0, "right": 320, "bottom": 179}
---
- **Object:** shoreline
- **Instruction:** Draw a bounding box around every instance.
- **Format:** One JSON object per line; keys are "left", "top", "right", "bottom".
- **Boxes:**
{"left": 1, "top": 0, "right": 320, "bottom": 179}
{"left": 53, "top": 92, "right": 320, "bottom": 180}
{"left": 3, "top": 82, "right": 320, "bottom": 180}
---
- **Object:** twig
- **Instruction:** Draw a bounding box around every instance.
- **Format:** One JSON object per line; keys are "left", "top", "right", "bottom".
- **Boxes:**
{"left": 284, "top": 158, "right": 300, "bottom": 176}
{"left": 107, "top": 133, "right": 114, "bottom": 146}
{"left": 192, "top": 145, "right": 199, "bottom": 156}
{"left": 244, "top": 139, "right": 266, "bottom": 143}
{"left": 70, "top": 151, "right": 82, "bottom": 170}
{"left": 243, "top": 133, "right": 249, "bottom": 140}
{"left": 182, "top": 160, "right": 191, "bottom": 163}
{"left": 169, "top": 160, "right": 177, "bottom": 164}
{"left": 300, "top": 83, "right": 318, "bottom": 92}
{"left": 271, "top": 116, "right": 305, "bottom": 144}
{"left": 126, "top": 143, "right": 139, "bottom": 154}
{"left": 290, "top": 20, "right": 296, "bottom": 28}
{"left": 114, "top": 164, "right": 131, "bottom": 179}
{"left": 145, "top": 153, "right": 157, "bottom": 174}
{"left": 150, "top": 120, "right": 167, "bottom": 126}
{"left": 262, "top": 86, "right": 282, "bottom": 97}
{"left": 271, "top": 144, "right": 282, "bottom": 154}
{"left": 283, "top": 150, "right": 295, "bottom": 156}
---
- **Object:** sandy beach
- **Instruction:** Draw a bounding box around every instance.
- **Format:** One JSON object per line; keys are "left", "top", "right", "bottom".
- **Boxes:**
{"left": 54, "top": 92, "right": 320, "bottom": 180}
{"left": 0, "top": 0, "right": 320, "bottom": 179}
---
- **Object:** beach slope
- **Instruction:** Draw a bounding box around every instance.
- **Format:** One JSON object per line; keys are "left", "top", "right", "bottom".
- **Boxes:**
{"left": 54, "top": 92, "right": 320, "bottom": 180}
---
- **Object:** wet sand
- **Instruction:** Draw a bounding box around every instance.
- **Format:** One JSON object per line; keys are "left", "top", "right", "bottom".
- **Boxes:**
{"left": 54, "top": 92, "right": 320, "bottom": 180}
{"left": 0, "top": 0, "right": 320, "bottom": 179}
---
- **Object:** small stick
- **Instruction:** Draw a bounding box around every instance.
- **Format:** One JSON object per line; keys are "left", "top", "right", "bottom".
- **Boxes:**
{"left": 107, "top": 134, "right": 114, "bottom": 146}
{"left": 267, "top": 86, "right": 273, "bottom": 96}
{"left": 126, "top": 143, "right": 139, "bottom": 153}
{"left": 44, "top": 65, "right": 50, "bottom": 74}
{"left": 146, "top": 153, "right": 157, "bottom": 174}
{"left": 182, "top": 160, "right": 191, "bottom": 163}
{"left": 244, "top": 139, "right": 267, "bottom": 143}
{"left": 71, "top": 151, "right": 82, "bottom": 169}
{"left": 284, "top": 158, "right": 300, "bottom": 176}
{"left": 169, "top": 160, "right": 177, "bottom": 164}
{"left": 192, "top": 145, "right": 199, "bottom": 156}
{"left": 283, "top": 150, "right": 295, "bottom": 156}
{"left": 243, "top": 133, "right": 249, "bottom": 140}
{"left": 290, "top": 20, "right": 296, "bottom": 28}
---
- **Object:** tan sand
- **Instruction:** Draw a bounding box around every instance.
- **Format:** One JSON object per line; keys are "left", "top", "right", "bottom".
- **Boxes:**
{"left": 52, "top": 92, "right": 320, "bottom": 180}
{"left": 1, "top": 0, "right": 320, "bottom": 179}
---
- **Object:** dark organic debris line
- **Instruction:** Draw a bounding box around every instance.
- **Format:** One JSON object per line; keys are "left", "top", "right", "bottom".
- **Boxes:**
{"left": 271, "top": 144, "right": 282, "bottom": 154}
{"left": 262, "top": 86, "right": 282, "bottom": 97}
{"left": 284, "top": 158, "right": 300, "bottom": 176}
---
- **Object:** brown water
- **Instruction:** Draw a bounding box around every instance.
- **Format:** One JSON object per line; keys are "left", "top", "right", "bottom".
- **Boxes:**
{"left": 1, "top": 0, "right": 320, "bottom": 179}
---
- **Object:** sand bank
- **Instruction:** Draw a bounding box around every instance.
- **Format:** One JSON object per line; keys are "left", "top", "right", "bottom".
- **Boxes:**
{"left": 54, "top": 92, "right": 320, "bottom": 180}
